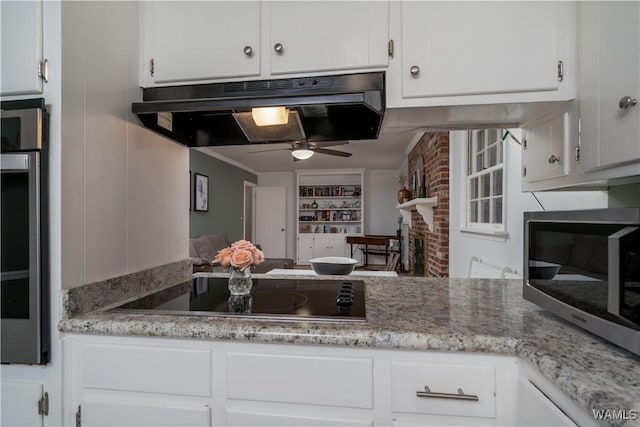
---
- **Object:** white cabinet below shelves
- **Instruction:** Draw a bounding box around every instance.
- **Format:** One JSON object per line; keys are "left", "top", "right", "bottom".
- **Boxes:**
{"left": 1, "top": 0, "right": 44, "bottom": 95}
{"left": 297, "top": 233, "right": 347, "bottom": 264}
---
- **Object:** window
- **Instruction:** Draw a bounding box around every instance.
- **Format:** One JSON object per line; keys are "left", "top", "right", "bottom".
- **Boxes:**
{"left": 466, "top": 129, "right": 506, "bottom": 233}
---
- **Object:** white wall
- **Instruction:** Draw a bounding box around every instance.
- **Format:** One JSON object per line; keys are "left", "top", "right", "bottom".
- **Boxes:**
{"left": 60, "top": 1, "right": 188, "bottom": 289}
{"left": 364, "top": 170, "right": 399, "bottom": 235}
{"left": 448, "top": 130, "right": 609, "bottom": 278}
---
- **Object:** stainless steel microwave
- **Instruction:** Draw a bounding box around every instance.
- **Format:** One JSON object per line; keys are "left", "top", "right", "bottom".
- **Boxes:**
{"left": 524, "top": 208, "right": 640, "bottom": 356}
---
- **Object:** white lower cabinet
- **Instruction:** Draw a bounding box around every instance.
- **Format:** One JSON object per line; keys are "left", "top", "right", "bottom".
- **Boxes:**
{"left": 1, "top": 381, "right": 45, "bottom": 427}
{"left": 64, "top": 335, "right": 592, "bottom": 427}
{"left": 81, "top": 398, "right": 211, "bottom": 427}
{"left": 297, "top": 233, "right": 348, "bottom": 264}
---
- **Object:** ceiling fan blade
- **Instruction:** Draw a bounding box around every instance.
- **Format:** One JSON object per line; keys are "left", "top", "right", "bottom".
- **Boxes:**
{"left": 311, "top": 141, "right": 349, "bottom": 148}
{"left": 247, "top": 147, "right": 292, "bottom": 154}
{"left": 314, "top": 147, "right": 352, "bottom": 157}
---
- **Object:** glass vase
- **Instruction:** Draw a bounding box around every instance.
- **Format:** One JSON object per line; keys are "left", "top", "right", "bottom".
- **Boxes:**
{"left": 228, "top": 267, "right": 253, "bottom": 295}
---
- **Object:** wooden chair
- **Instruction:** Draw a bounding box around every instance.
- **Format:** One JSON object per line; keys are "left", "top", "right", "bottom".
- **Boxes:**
{"left": 385, "top": 252, "right": 401, "bottom": 272}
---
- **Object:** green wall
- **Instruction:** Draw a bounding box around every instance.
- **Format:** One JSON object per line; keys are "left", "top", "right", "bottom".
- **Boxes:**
{"left": 189, "top": 149, "right": 257, "bottom": 240}
{"left": 608, "top": 183, "right": 640, "bottom": 208}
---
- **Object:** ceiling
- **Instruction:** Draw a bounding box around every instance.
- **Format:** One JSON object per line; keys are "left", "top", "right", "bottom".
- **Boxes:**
{"left": 195, "top": 131, "right": 420, "bottom": 173}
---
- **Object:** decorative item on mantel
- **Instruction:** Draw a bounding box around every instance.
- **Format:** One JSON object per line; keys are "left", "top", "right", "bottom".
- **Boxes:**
{"left": 397, "top": 173, "right": 411, "bottom": 204}
{"left": 214, "top": 240, "right": 265, "bottom": 295}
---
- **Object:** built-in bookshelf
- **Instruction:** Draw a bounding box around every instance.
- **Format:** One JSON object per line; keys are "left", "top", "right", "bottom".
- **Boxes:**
{"left": 296, "top": 169, "right": 364, "bottom": 264}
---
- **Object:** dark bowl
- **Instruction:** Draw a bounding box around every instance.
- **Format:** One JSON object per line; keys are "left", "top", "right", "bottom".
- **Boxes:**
{"left": 529, "top": 260, "right": 562, "bottom": 280}
{"left": 310, "top": 257, "right": 358, "bottom": 275}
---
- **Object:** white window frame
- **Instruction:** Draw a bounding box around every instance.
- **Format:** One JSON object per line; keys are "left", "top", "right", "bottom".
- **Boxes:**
{"left": 464, "top": 129, "right": 507, "bottom": 235}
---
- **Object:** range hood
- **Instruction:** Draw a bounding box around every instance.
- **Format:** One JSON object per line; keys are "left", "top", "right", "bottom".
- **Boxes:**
{"left": 132, "top": 72, "right": 385, "bottom": 147}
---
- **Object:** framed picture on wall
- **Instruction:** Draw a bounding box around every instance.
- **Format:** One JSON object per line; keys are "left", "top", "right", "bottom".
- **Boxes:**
{"left": 194, "top": 173, "right": 209, "bottom": 212}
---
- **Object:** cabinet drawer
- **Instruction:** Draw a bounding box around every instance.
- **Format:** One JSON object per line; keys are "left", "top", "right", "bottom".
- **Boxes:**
{"left": 227, "top": 353, "right": 373, "bottom": 408}
{"left": 391, "top": 361, "right": 496, "bottom": 418}
{"left": 82, "top": 343, "right": 212, "bottom": 397}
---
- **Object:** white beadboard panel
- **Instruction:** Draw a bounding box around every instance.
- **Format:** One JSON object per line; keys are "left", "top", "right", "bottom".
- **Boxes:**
{"left": 83, "top": 2, "right": 132, "bottom": 284}
{"left": 127, "top": 126, "right": 189, "bottom": 270}
{"left": 60, "top": 2, "right": 86, "bottom": 289}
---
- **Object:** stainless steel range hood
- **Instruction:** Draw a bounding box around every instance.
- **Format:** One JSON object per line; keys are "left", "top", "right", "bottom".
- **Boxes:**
{"left": 132, "top": 72, "right": 385, "bottom": 147}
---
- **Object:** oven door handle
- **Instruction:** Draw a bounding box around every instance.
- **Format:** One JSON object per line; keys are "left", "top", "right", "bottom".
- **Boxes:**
{"left": 608, "top": 226, "right": 639, "bottom": 317}
{"left": 0, "top": 153, "right": 30, "bottom": 171}
{"left": 0, "top": 270, "right": 30, "bottom": 281}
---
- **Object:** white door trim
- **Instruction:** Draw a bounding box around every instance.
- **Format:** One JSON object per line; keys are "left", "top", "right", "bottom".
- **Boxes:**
{"left": 243, "top": 181, "right": 257, "bottom": 241}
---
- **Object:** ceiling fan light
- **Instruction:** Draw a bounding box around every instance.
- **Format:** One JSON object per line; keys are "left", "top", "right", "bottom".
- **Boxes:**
{"left": 251, "top": 107, "right": 289, "bottom": 126}
{"left": 291, "top": 149, "right": 314, "bottom": 160}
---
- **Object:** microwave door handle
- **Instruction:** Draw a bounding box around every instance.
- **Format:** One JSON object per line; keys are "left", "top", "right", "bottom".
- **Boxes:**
{"left": 608, "top": 226, "right": 640, "bottom": 316}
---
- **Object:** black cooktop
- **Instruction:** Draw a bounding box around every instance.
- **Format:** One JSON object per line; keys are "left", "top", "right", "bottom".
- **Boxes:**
{"left": 112, "top": 277, "right": 366, "bottom": 322}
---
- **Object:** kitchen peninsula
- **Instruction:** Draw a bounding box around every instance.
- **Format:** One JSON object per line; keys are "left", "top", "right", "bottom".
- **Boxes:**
{"left": 59, "top": 272, "right": 640, "bottom": 427}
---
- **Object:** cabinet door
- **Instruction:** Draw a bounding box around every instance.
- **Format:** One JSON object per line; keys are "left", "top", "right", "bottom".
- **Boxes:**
{"left": 579, "top": 1, "right": 640, "bottom": 170}
{"left": 82, "top": 398, "right": 211, "bottom": 427}
{"left": 1, "top": 382, "right": 43, "bottom": 427}
{"left": 146, "top": 1, "right": 261, "bottom": 84}
{"left": 269, "top": 1, "right": 389, "bottom": 75}
{"left": 401, "top": 1, "right": 559, "bottom": 98}
{"left": 297, "top": 233, "right": 315, "bottom": 264}
{"left": 227, "top": 407, "right": 372, "bottom": 426}
{"left": 1, "top": 0, "right": 43, "bottom": 95}
{"left": 516, "top": 378, "right": 576, "bottom": 427}
{"left": 313, "top": 234, "right": 347, "bottom": 259}
{"left": 522, "top": 112, "right": 569, "bottom": 182}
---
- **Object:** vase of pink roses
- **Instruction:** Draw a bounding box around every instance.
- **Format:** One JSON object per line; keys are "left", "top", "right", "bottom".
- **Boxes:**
{"left": 214, "top": 239, "right": 265, "bottom": 295}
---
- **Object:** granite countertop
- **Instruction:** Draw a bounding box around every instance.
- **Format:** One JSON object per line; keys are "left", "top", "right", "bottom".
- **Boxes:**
{"left": 59, "top": 273, "right": 640, "bottom": 426}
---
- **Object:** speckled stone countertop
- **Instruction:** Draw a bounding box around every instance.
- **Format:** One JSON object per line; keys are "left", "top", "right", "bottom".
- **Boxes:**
{"left": 59, "top": 273, "right": 640, "bottom": 426}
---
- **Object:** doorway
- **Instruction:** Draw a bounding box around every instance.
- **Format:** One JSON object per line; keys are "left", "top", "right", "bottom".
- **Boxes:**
{"left": 243, "top": 181, "right": 256, "bottom": 242}
{"left": 255, "top": 186, "right": 287, "bottom": 258}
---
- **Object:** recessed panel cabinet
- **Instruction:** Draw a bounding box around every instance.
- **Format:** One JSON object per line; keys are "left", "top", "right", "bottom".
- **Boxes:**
{"left": 578, "top": 1, "right": 640, "bottom": 171}
{"left": 141, "top": 1, "right": 389, "bottom": 87}
{"left": 1, "top": 0, "right": 45, "bottom": 96}
{"left": 268, "top": 1, "right": 389, "bottom": 75}
{"left": 398, "top": 1, "right": 561, "bottom": 101}
{"left": 142, "top": 1, "right": 261, "bottom": 85}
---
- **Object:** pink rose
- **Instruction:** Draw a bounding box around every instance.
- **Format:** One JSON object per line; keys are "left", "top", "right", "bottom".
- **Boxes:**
{"left": 214, "top": 247, "right": 234, "bottom": 268}
{"left": 230, "top": 248, "right": 254, "bottom": 270}
{"left": 252, "top": 248, "right": 265, "bottom": 265}
{"left": 232, "top": 240, "right": 255, "bottom": 250}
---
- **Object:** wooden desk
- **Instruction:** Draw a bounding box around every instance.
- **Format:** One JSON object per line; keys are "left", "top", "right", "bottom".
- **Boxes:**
{"left": 346, "top": 235, "right": 398, "bottom": 267}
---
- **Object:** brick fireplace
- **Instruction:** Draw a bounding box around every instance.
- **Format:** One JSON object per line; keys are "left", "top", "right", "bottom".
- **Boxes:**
{"left": 407, "top": 132, "right": 449, "bottom": 277}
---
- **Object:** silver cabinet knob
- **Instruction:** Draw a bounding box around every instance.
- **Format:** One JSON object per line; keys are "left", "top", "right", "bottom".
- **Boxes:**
{"left": 243, "top": 46, "right": 253, "bottom": 57}
{"left": 410, "top": 65, "right": 420, "bottom": 76}
{"left": 274, "top": 43, "right": 284, "bottom": 54}
{"left": 548, "top": 154, "right": 560, "bottom": 164}
{"left": 618, "top": 96, "right": 638, "bottom": 110}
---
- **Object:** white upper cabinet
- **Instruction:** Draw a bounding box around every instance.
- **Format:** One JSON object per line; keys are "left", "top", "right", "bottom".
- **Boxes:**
{"left": 389, "top": 1, "right": 570, "bottom": 107}
{"left": 140, "top": 1, "right": 389, "bottom": 87}
{"left": 578, "top": 1, "right": 640, "bottom": 171}
{"left": 142, "top": 1, "right": 261, "bottom": 85}
{"left": 1, "top": 0, "right": 44, "bottom": 96}
{"left": 268, "top": 1, "right": 389, "bottom": 75}
{"left": 522, "top": 110, "right": 571, "bottom": 184}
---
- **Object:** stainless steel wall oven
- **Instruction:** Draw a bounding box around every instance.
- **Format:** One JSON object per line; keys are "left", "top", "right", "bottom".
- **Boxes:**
{"left": 1, "top": 98, "right": 50, "bottom": 365}
{"left": 524, "top": 208, "right": 640, "bottom": 356}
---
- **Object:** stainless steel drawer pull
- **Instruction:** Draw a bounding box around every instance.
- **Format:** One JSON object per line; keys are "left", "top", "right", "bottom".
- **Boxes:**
{"left": 416, "top": 386, "right": 479, "bottom": 401}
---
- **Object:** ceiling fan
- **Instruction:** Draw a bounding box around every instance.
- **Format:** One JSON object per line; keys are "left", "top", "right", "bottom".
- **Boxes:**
{"left": 248, "top": 141, "right": 352, "bottom": 160}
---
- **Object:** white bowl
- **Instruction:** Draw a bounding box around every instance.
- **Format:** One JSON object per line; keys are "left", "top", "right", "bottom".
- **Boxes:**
{"left": 309, "top": 257, "right": 358, "bottom": 275}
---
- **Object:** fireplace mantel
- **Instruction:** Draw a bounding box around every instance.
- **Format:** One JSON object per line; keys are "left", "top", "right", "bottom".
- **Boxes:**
{"left": 396, "top": 197, "right": 438, "bottom": 230}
